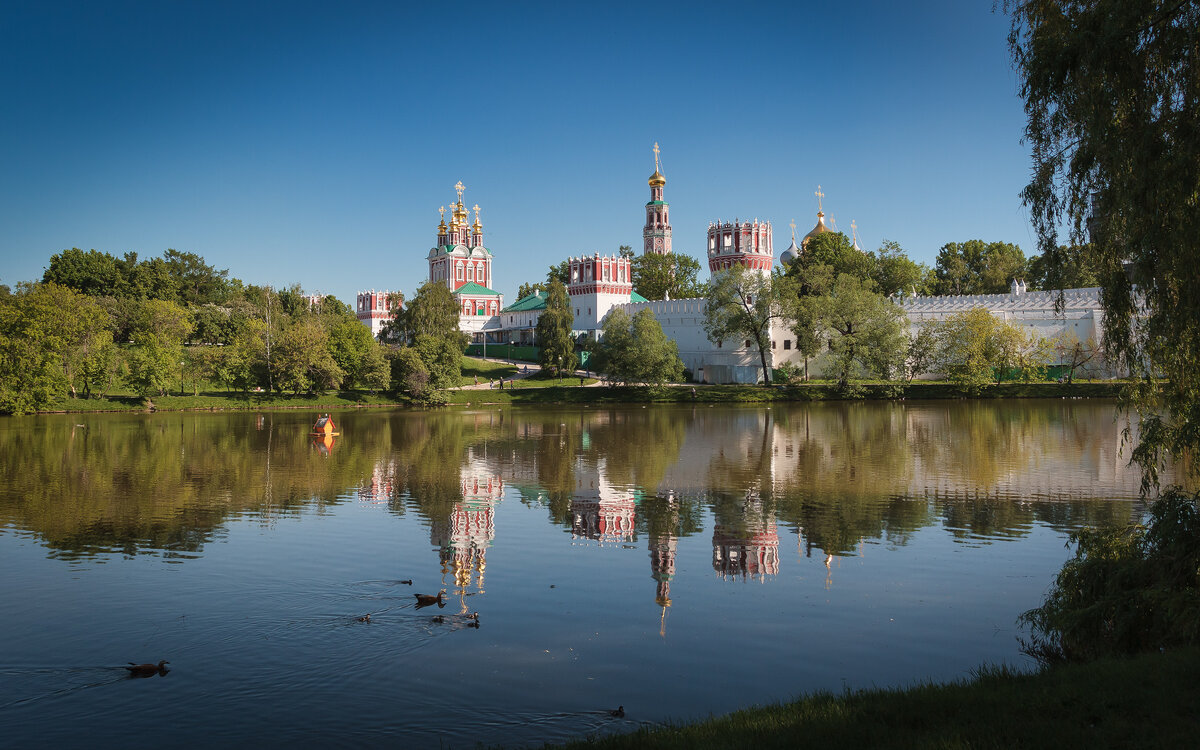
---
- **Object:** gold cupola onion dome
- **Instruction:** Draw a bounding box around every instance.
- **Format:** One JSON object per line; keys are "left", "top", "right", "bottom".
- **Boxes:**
{"left": 648, "top": 168, "right": 666, "bottom": 187}
{"left": 802, "top": 211, "right": 832, "bottom": 248}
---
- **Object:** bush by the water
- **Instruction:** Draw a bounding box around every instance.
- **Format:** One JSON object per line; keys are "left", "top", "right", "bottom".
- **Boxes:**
{"left": 1019, "top": 486, "right": 1200, "bottom": 664}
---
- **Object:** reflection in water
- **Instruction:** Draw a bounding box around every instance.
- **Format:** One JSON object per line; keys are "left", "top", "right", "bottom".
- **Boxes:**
{"left": 0, "top": 402, "right": 1169, "bottom": 569}
{"left": 0, "top": 401, "right": 1184, "bottom": 749}
{"left": 431, "top": 449, "right": 501, "bottom": 612}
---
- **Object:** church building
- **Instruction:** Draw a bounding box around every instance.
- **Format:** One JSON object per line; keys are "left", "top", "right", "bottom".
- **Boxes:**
{"left": 427, "top": 181, "right": 503, "bottom": 333}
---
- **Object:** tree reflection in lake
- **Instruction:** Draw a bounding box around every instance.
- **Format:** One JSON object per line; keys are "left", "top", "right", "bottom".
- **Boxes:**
{"left": 0, "top": 401, "right": 1162, "bottom": 567}
{"left": 0, "top": 400, "right": 1184, "bottom": 749}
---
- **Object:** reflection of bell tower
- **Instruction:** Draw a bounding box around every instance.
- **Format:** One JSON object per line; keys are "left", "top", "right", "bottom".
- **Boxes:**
{"left": 570, "top": 461, "right": 636, "bottom": 544}
{"left": 429, "top": 451, "right": 503, "bottom": 610}
{"left": 648, "top": 502, "right": 679, "bottom": 637}
{"left": 712, "top": 494, "right": 780, "bottom": 581}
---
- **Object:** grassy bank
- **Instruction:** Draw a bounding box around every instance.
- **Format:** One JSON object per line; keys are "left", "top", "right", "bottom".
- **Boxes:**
{"left": 555, "top": 648, "right": 1200, "bottom": 749}
{"left": 444, "top": 380, "right": 1122, "bottom": 406}
{"left": 26, "top": 380, "right": 1122, "bottom": 413}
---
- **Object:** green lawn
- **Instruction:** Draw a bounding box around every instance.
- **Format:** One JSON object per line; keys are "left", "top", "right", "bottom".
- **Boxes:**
{"left": 554, "top": 648, "right": 1200, "bottom": 749}
{"left": 460, "top": 357, "right": 518, "bottom": 380}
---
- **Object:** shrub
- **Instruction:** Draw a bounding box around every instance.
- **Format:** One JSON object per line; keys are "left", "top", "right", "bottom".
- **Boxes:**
{"left": 1019, "top": 487, "right": 1200, "bottom": 664}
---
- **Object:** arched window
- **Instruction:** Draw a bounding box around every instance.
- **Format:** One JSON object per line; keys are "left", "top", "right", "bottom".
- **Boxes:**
{"left": 457, "top": 263, "right": 464, "bottom": 281}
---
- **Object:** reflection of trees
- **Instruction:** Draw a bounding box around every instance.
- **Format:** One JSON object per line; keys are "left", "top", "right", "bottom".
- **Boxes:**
{"left": 0, "top": 403, "right": 1159, "bottom": 569}
{"left": 0, "top": 413, "right": 387, "bottom": 559}
{"left": 584, "top": 408, "right": 686, "bottom": 492}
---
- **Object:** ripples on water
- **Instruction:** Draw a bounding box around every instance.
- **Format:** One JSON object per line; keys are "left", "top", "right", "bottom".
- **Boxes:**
{"left": 0, "top": 401, "right": 1168, "bottom": 747}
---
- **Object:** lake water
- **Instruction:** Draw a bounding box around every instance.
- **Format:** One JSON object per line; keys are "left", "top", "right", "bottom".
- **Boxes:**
{"left": 0, "top": 400, "right": 1164, "bottom": 748}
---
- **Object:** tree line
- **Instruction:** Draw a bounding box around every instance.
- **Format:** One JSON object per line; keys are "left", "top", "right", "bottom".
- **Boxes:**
{"left": 0, "top": 248, "right": 391, "bottom": 414}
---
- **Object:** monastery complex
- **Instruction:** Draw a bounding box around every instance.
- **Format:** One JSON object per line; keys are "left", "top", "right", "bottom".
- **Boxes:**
{"left": 357, "top": 146, "right": 1106, "bottom": 383}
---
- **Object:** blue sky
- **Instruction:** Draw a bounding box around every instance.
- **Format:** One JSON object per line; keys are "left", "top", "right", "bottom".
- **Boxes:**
{"left": 1, "top": 1, "right": 1033, "bottom": 304}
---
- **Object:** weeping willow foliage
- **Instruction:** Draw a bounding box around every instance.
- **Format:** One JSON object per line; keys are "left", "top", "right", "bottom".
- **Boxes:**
{"left": 1009, "top": 0, "right": 1200, "bottom": 486}
{"left": 1019, "top": 487, "right": 1200, "bottom": 663}
{"left": 1009, "top": 0, "right": 1200, "bottom": 661}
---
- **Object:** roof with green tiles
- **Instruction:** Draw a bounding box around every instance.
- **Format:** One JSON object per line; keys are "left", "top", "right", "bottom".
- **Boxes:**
{"left": 630, "top": 291, "right": 648, "bottom": 302}
{"left": 502, "top": 291, "right": 546, "bottom": 312}
{"left": 454, "top": 282, "right": 501, "bottom": 296}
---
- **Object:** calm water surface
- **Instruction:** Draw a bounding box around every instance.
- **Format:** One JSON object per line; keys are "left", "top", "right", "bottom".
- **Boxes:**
{"left": 0, "top": 401, "right": 1163, "bottom": 747}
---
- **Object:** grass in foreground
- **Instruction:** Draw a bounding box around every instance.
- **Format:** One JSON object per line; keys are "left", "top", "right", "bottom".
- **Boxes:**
{"left": 553, "top": 648, "right": 1200, "bottom": 749}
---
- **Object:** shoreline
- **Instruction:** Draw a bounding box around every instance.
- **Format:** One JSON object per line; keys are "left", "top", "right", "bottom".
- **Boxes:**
{"left": 552, "top": 648, "right": 1199, "bottom": 749}
{"left": 16, "top": 381, "right": 1124, "bottom": 415}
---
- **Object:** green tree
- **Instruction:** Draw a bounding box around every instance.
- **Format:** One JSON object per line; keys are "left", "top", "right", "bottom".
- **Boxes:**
{"left": 0, "top": 283, "right": 113, "bottom": 413}
{"left": 516, "top": 282, "right": 546, "bottom": 301}
{"left": 870, "top": 240, "right": 933, "bottom": 297}
{"left": 1027, "top": 244, "right": 1100, "bottom": 291}
{"left": 810, "top": 275, "right": 909, "bottom": 390}
{"left": 389, "top": 281, "right": 466, "bottom": 390}
{"left": 391, "top": 346, "right": 433, "bottom": 401}
{"left": 628, "top": 308, "right": 684, "bottom": 385}
{"left": 328, "top": 318, "right": 388, "bottom": 390}
{"left": 547, "top": 260, "right": 570, "bottom": 287}
{"left": 125, "top": 299, "right": 193, "bottom": 396}
{"left": 275, "top": 318, "right": 343, "bottom": 394}
{"left": 703, "top": 265, "right": 788, "bottom": 384}
{"left": 591, "top": 308, "right": 632, "bottom": 381}
{"left": 42, "top": 248, "right": 123, "bottom": 296}
{"left": 792, "top": 232, "right": 874, "bottom": 281}
{"left": 933, "top": 240, "right": 1027, "bottom": 295}
{"left": 593, "top": 308, "right": 683, "bottom": 385}
{"left": 905, "top": 324, "right": 938, "bottom": 383}
{"left": 223, "top": 318, "right": 269, "bottom": 394}
{"left": 1009, "top": 0, "right": 1199, "bottom": 481}
{"left": 630, "top": 252, "right": 704, "bottom": 300}
{"left": 162, "top": 249, "right": 230, "bottom": 305}
{"left": 536, "top": 279, "right": 576, "bottom": 376}
{"left": 930, "top": 308, "right": 1004, "bottom": 393}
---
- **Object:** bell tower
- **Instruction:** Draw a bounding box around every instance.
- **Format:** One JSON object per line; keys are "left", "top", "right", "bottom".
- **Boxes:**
{"left": 643, "top": 142, "right": 672, "bottom": 255}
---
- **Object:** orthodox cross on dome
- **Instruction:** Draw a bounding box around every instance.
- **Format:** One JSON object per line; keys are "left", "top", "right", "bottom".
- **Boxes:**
{"left": 439, "top": 206, "right": 445, "bottom": 219}
{"left": 653, "top": 141, "right": 661, "bottom": 171}
{"left": 472, "top": 204, "right": 481, "bottom": 224}
{"left": 814, "top": 185, "right": 825, "bottom": 213}
{"left": 455, "top": 181, "right": 465, "bottom": 200}
{"left": 851, "top": 220, "right": 858, "bottom": 239}
{"left": 789, "top": 219, "right": 797, "bottom": 241}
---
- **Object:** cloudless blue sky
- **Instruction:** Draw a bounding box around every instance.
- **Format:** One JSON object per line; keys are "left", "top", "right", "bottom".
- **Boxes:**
{"left": 1, "top": 1, "right": 1034, "bottom": 304}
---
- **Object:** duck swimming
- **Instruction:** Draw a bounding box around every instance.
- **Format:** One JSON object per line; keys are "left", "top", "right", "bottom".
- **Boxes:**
{"left": 414, "top": 590, "right": 446, "bottom": 608}
{"left": 609, "top": 706, "right": 625, "bottom": 718}
{"left": 125, "top": 660, "right": 169, "bottom": 676}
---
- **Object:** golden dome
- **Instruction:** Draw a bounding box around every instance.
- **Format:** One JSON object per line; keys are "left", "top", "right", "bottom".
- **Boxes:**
{"left": 648, "top": 169, "right": 666, "bottom": 187}
{"left": 802, "top": 211, "right": 831, "bottom": 246}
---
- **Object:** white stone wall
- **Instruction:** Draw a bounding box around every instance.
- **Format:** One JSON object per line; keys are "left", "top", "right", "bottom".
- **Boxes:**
{"left": 609, "top": 297, "right": 800, "bottom": 383}
{"left": 900, "top": 286, "right": 1108, "bottom": 376}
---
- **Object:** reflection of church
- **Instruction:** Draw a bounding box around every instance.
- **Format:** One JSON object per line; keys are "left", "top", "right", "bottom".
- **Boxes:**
{"left": 358, "top": 459, "right": 396, "bottom": 505}
{"left": 712, "top": 495, "right": 780, "bottom": 581}
{"left": 428, "top": 449, "right": 503, "bottom": 600}
{"left": 570, "top": 462, "right": 637, "bottom": 544}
